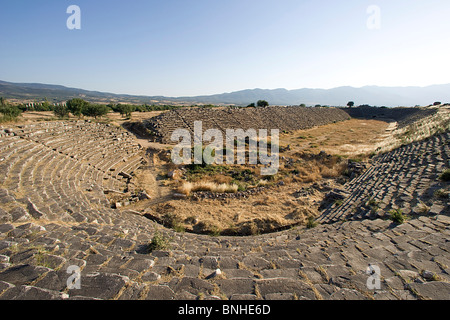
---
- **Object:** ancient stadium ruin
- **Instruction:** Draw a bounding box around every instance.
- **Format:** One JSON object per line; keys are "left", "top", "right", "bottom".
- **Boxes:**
{"left": 0, "top": 105, "right": 449, "bottom": 300}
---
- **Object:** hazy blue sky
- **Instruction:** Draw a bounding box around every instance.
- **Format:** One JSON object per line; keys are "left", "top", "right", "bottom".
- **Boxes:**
{"left": 1, "top": 0, "right": 449, "bottom": 96}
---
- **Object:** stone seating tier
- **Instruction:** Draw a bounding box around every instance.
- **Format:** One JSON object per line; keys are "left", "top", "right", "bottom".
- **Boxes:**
{"left": 145, "top": 107, "right": 351, "bottom": 144}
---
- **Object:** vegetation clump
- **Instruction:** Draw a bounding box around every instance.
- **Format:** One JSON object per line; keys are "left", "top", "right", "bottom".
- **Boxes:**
{"left": 146, "top": 232, "right": 171, "bottom": 253}
{"left": 439, "top": 169, "right": 450, "bottom": 182}
{"left": 389, "top": 209, "right": 406, "bottom": 224}
{"left": 0, "top": 97, "right": 22, "bottom": 122}
{"left": 306, "top": 216, "right": 318, "bottom": 229}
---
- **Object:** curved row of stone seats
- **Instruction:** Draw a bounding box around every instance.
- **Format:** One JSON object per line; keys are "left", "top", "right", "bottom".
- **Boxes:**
{"left": 1, "top": 209, "right": 449, "bottom": 300}
{"left": 33, "top": 121, "right": 145, "bottom": 193}
{"left": 342, "top": 107, "right": 439, "bottom": 128}
{"left": 5, "top": 146, "right": 108, "bottom": 224}
{"left": 146, "top": 106, "right": 350, "bottom": 145}
{"left": 0, "top": 121, "right": 146, "bottom": 223}
{"left": 146, "top": 110, "right": 191, "bottom": 144}
{"left": 14, "top": 122, "right": 142, "bottom": 169}
{"left": 318, "top": 132, "right": 449, "bottom": 224}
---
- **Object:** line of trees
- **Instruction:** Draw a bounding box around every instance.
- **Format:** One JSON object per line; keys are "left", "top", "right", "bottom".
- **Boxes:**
{"left": 246, "top": 100, "right": 270, "bottom": 108}
{"left": 57, "top": 99, "right": 185, "bottom": 119}
{"left": 107, "top": 103, "right": 182, "bottom": 118}
{"left": 54, "top": 98, "right": 109, "bottom": 119}
{"left": 59, "top": 99, "right": 187, "bottom": 119}
{"left": 0, "top": 97, "right": 196, "bottom": 121}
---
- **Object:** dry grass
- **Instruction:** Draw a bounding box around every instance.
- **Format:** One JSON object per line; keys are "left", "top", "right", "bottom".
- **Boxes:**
{"left": 151, "top": 181, "right": 325, "bottom": 236}
{"left": 286, "top": 155, "right": 347, "bottom": 184}
{"left": 253, "top": 195, "right": 276, "bottom": 206}
{"left": 280, "top": 119, "right": 392, "bottom": 157}
{"left": 380, "top": 109, "right": 450, "bottom": 154}
{"left": 144, "top": 119, "right": 363, "bottom": 235}
{"left": 178, "top": 180, "right": 239, "bottom": 196}
{"left": 319, "top": 162, "right": 348, "bottom": 178}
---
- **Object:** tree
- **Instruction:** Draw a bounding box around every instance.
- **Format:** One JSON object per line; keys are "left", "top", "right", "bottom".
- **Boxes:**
{"left": 0, "top": 97, "right": 7, "bottom": 107}
{"left": 347, "top": 101, "right": 355, "bottom": 108}
{"left": 82, "top": 104, "right": 109, "bottom": 119}
{"left": 246, "top": 103, "right": 256, "bottom": 108}
{"left": 53, "top": 105, "right": 70, "bottom": 118}
{"left": 299, "top": 104, "right": 306, "bottom": 108}
{"left": 0, "top": 98, "right": 22, "bottom": 120}
{"left": 67, "top": 98, "right": 89, "bottom": 118}
{"left": 42, "top": 97, "right": 51, "bottom": 110}
{"left": 433, "top": 102, "right": 442, "bottom": 106}
{"left": 0, "top": 106, "right": 21, "bottom": 118}
{"left": 257, "top": 100, "right": 269, "bottom": 107}
{"left": 116, "top": 104, "right": 135, "bottom": 118}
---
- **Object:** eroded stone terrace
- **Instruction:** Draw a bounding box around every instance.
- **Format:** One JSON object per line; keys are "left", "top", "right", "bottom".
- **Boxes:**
{"left": 0, "top": 119, "right": 449, "bottom": 300}
{"left": 318, "top": 132, "right": 449, "bottom": 224}
{"left": 145, "top": 106, "right": 351, "bottom": 144}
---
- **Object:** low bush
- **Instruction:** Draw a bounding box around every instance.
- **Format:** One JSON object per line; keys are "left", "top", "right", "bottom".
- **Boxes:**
{"left": 146, "top": 232, "right": 171, "bottom": 252}
{"left": 389, "top": 209, "right": 405, "bottom": 224}
{"left": 306, "top": 216, "right": 318, "bottom": 229}
{"left": 0, "top": 104, "right": 22, "bottom": 122}
{"left": 440, "top": 169, "right": 450, "bottom": 182}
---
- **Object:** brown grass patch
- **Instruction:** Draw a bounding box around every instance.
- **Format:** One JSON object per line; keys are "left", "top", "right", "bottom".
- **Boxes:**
{"left": 177, "top": 180, "right": 239, "bottom": 196}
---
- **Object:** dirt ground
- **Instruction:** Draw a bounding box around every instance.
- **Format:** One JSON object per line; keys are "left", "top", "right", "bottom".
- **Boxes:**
{"left": 279, "top": 118, "right": 392, "bottom": 157}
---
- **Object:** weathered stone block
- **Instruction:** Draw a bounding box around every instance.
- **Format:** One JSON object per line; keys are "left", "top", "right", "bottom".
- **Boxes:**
{"left": 256, "top": 278, "right": 316, "bottom": 300}
{"left": 215, "top": 278, "right": 255, "bottom": 297}
{"left": 0, "top": 264, "right": 52, "bottom": 286}
{"left": 0, "top": 285, "right": 68, "bottom": 300}
{"left": 68, "top": 272, "right": 129, "bottom": 300}
{"left": 407, "top": 281, "right": 450, "bottom": 300}
{"left": 145, "top": 285, "right": 175, "bottom": 300}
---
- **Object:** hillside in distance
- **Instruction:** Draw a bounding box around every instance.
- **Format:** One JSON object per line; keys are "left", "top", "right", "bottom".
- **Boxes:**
{"left": 1, "top": 80, "right": 450, "bottom": 107}
{"left": 184, "top": 85, "right": 450, "bottom": 106}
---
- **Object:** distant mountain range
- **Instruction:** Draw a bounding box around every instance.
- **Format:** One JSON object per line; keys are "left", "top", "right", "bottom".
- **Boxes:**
{"left": 1, "top": 80, "right": 450, "bottom": 107}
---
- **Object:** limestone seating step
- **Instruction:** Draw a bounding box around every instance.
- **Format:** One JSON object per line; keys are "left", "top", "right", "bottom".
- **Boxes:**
{"left": 318, "top": 132, "right": 449, "bottom": 224}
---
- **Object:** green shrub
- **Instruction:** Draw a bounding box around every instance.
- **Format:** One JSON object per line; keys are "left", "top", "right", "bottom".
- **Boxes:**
{"left": 440, "top": 169, "right": 450, "bottom": 182}
{"left": 66, "top": 98, "right": 88, "bottom": 117}
{"left": 434, "top": 189, "right": 447, "bottom": 199}
{"left": 257, "top": 100, "right": 269, "bottom": 107}
{"left": 0, "top": 104, "right": 22, "bottom": 121}
{"left": 82, "top": 104, "right": 109, "bottom": 119}
{"left": 389, "top": 209, "right": 405, "bottom": 224}
{"left": 53, "top": 104, "right": 70, "bottom": 118}
{"left": 115, "top": 104, "right": 135, "bottom": 117}
{"left": 306, "top": 216, "right": 318, "bottom": 229}
{"left": 146, "top": 232, "right": 171, "bottom": 253}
